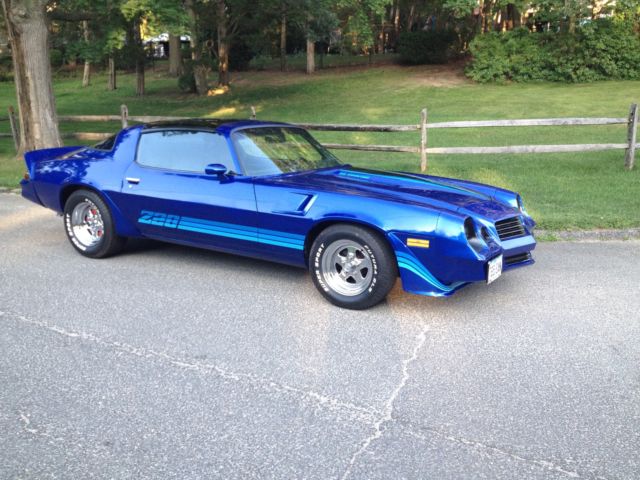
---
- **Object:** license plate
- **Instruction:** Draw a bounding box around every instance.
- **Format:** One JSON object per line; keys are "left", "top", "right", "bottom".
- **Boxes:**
{"left": 487, "top": 255, "right": 503, "bottom": 284}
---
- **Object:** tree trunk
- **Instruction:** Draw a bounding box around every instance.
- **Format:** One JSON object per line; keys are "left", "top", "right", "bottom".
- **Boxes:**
{"left": 135, "top": 59, "right": 144, "bottom": 96}
{"left": 306, "top": 38, "right": 315, "bottom": 74}
{"left": 392, "top": 0, "right": 400, "bottom": 46}
{"left": 1, "top": 0, "right": 62, "bottom": 153}
{"left": 132, "top": 18, "right": 144, "bottom": 96}
{"left": 107, "top": 55, "right": 116, "bottom": 90}
{"left": 565, "top": 0, "right": 576, "bottom": 33}
{"left": 216, "top": 0, "right": 230, "bottom": 88}
{"left": 279, "top": 12, "right": 286, "bottom": 72}
{"left": 81, "top": 20, "right": 91, "bottom": 87}
{"left": 407, "top": 2, "right": 416, "bottom": 31}
{"left": 186, "top": 0, "right": 208, "bottom": 94}
{"left": 168, "top": 33, "right": 182, "bottom": 76}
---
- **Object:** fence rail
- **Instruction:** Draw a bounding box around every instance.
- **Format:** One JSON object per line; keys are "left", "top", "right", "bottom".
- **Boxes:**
{"left": 6, "top": 103, "right": 639, "bottom": 171}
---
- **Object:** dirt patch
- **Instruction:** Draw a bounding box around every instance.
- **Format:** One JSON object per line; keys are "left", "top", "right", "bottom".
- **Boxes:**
{"left": 396, "top": 62, "right": 470, "bottom": 87}
{"left": 231, "top": 62, "right": 470, "bottom": 89}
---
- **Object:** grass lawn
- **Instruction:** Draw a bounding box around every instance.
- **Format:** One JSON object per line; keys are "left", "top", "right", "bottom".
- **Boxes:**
{"left": 0, "top": 62, "right": 639, "bottom": 231}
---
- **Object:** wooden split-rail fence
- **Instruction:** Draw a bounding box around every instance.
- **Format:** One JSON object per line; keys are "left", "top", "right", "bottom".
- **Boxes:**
{"left": 3, "top": 103, "right": 638, "bottom": 171}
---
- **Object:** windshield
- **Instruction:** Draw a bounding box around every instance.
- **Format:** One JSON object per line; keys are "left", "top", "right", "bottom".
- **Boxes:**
{"left": 232, "top": 127, "right": 341, "bottom": 176}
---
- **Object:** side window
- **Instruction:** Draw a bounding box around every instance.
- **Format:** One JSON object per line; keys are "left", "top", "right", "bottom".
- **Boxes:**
{"left": 136, "top": 130, "right": 235, "bottom": 173}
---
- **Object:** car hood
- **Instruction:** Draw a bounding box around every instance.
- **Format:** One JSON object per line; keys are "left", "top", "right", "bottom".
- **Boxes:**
{"left": 256, "top": 167, "right": 519, "bottom": 222}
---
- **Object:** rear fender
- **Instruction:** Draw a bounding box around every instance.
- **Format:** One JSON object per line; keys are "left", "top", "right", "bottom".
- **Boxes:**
{"left": 24, "top": 146, "right": 84, "bottom": 176}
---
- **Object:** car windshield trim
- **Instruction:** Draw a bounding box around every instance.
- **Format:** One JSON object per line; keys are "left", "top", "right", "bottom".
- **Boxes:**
{"left": 231, "top": 126, "right": 341, "bottom": 177}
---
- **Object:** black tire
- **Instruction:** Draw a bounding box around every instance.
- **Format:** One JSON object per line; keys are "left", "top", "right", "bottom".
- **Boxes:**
{"left": 309, "top": 224, "right": 397, "bottom": 310}
{"left": 63, "top": 190, "right": 126, "bottom": 258}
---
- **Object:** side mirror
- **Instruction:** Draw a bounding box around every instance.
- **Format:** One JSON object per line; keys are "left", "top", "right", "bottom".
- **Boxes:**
{"left": 205, "top": 163, "right": 227, "bottom": 177}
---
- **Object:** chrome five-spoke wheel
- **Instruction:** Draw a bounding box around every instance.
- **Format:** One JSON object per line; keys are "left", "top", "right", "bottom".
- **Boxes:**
{"left": 321, "top": 240, "right": 374, "bottom": 296}
{"left": 63, "top": 190, "right": 126, "bottom": 258}
{"left": 310, "top": 224, "right": 397, "bottom": 310}
{"left": 69, "top": 199, "right": 105, "bottom": 249}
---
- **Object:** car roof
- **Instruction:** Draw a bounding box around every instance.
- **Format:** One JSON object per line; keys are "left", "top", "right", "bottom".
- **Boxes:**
{"left": 141, "top": 119, "right": 294, "bottom": 135}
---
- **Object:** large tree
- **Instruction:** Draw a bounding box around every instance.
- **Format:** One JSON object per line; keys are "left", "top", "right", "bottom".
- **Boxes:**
{"left": 1, "top": 0, "right": 62, "bottom": 153}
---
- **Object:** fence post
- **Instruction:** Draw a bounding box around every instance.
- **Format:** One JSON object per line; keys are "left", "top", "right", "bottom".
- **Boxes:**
{"left": 624, "top": 103, "right": 638, "bottom": 170}
{"left": 8, "top": 106, "right": 19, "bottom": 152}
{"left": 120, "top": 104, "right": 129, "bottom": 129}
{"left": 420, "top": 108, "right": 428, "bottom": 172}
{"left": 250, "top": 106, "right": 256, "bottom": 120}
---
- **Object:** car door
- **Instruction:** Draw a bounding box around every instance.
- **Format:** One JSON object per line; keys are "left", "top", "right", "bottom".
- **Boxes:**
{"left": 117, "top": 128, "right": 260, "bottom": 256}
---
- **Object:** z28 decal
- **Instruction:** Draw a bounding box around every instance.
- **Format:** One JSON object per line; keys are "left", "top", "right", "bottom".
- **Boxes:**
{"left": 138, "top": 210, "right": 305, "bottom": 250}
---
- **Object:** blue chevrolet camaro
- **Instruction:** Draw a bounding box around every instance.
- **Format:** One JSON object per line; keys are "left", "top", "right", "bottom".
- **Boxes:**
{"left": 21, "top": 119, "right": 536, "bottom": 309}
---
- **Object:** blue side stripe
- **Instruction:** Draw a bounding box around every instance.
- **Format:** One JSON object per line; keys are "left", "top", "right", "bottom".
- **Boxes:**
{"left": 257, "top": 237, "right": 304, "bottom": 250}
{"left": 139, "top": 212, "right": 305, "bottom": 251}
{"left": 179, "top": 221, "right": 304, "bottom": 249}
{"left": 180, "top": 216, "right": 257, "bottom": 233}
{"left": 396, "top": 251, "right": 462, "bottom": 293}
{"left": 258, "top": 227, "right": 305, "bottom": 241}
{"left": 337, "top": 170, "right": 475, "bottom": 196}
{"left": 178, "top": 224, "right": 258, "bottom": 243}
{"left": 258, "top": 230, "right": 304, "bottom": 246}
{"left": 179, "top": 220, "right": 258, "bottom": 238}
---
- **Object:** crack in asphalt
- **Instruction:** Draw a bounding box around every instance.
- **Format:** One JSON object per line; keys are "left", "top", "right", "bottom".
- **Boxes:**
{"left": 1, "top": 311, "right": 381, "bottom": 426}
{"left": 402, "top": 425, "right": 612, "bottom": 480}
{"left": 1, "top": 310, "right": 618, "bottom": 480}
{"left": 340, "top": 322, "right": 430, "bottom": 480}
{"left": 17, "top": 411, "right": 64, "bottom": 443}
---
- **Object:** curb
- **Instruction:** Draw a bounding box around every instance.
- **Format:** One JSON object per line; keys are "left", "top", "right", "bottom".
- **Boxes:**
{"left": 536, "top": 229, "right": 640, "bottom": 241}
{"left": 0, "top": 190, "right": 638, "bottom": 241}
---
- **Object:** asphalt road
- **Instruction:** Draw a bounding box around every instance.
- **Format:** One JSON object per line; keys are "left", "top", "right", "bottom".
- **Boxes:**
{"left": 1, "top": 192, "right": 639, "bottom": 480}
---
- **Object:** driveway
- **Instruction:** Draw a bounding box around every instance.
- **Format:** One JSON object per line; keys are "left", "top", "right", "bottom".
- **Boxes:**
{"left": 1, "top": 193, "right": 639, "bottom": 479}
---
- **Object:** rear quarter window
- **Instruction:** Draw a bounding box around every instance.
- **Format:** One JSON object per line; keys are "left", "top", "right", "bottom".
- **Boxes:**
{"left": 93, "top": 134, "right": 117, "bottom": 151}
{"left": 136, "top": 130, "right": 235, "bottom": 173}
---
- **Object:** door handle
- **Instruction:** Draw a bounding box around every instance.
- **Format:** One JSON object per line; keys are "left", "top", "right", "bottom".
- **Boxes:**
{"left": 126, "top": 177, "right": 140, "bottom": 185}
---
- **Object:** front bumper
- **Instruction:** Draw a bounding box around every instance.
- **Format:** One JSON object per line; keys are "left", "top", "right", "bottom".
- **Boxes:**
{"left": 390, "top": 232, "right": 536, "bottom": 297}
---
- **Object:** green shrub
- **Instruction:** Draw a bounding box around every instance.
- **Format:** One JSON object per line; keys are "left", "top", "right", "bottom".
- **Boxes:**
{"left": 229, "top": 41, "right": 253, "bottom": 71}
{"left": 398, "top": 30, "right": 458, "bottom": 65}
{"left": 0, "top": 55, "right": 13, "bottom": 82}
{"left": 467, "top": 19, "right": 640, "bottom": 83}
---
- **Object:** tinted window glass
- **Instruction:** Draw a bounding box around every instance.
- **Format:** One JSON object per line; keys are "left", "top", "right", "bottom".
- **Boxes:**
{"left": 137, "top": 130, "right": 235, "bottom": 173}
{"left": 232, "top": 127, "right": 340, "bottom": 176}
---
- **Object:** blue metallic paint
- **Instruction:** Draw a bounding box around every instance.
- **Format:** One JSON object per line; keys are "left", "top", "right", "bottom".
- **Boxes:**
{"left": 20, "top": 120, "right": 536, "bottom": 298}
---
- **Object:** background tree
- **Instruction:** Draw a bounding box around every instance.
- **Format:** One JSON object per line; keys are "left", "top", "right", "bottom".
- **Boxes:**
{"left": 1, "top": 0, "right": 62, "bottom": 153}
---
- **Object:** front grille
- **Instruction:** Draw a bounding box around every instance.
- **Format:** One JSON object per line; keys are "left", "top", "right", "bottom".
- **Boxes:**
{"left": 505, "top": 252, "right": 532, "bottom": 266}
{"left": 495, "top": 216, "right": 526, "bottom": 241}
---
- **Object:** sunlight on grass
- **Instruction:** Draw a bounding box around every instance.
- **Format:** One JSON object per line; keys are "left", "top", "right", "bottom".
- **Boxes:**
{"left": 207, "top": 106, "right": 237, "bottom": 117}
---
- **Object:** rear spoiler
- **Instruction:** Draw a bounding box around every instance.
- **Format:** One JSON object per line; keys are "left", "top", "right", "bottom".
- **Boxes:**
{"left": 24, "top": 146, "right": 85, "bottom": 175}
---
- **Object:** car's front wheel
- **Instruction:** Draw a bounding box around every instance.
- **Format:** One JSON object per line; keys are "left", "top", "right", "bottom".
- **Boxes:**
{"left": 309, "top": 224, "right": 397, "bottom": 309}
{"left": 63, "top": 190, "right": 126, "bottom": 258}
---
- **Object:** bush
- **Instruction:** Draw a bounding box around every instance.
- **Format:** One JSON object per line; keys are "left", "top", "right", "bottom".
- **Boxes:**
{"left": 229, "top": 41, "right": 253, "bottom": 71}
{"left": 467, "top": 19, "right": 640, "bottom": 83}
{"left": 50, "top": 49, "right": 64, "bottom": 68}
{"left": 398, "top": 30, "right": 458, "bottom": 65}
{"left": 0, "top": 55, "right": 12, "bottom": 82}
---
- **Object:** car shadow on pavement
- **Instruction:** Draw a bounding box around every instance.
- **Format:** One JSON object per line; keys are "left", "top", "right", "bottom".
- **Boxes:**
{"left": 122, "top": 237, "right": 309, "bottom": 279}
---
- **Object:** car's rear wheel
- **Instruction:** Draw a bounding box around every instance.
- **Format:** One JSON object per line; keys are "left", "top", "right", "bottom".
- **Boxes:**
{"left": 63, "top": 190, "right": 126, "bottom": 258}
{"left": 309, "top": 224, "right": 397, "bottom": 309}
